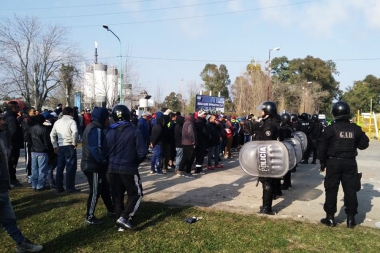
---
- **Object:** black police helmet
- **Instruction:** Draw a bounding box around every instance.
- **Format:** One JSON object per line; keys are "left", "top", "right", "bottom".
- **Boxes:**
{"left": 260, "top": 101, "right": 277, "bottom": 116}
{"left": 311, "top": 114, "right": 319, "bottom": 122}
{"left": 332, "top": 101, "right": 350, "bottom": 119}
{"left": 281, "top": 113, "right": 291, "bottom": 123}
{"left": 290, "top": 114, "right": 298, "bottom": 122}
{"left": 112, "top": 105, "right": 131, "bottom": 122}
{"left": 299, "top": 113, "right": 309, "bottom": 120}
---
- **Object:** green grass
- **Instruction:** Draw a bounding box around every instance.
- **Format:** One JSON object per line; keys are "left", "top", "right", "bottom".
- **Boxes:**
{"left": 2, "top": 188, "right": 380, "bottom": 253}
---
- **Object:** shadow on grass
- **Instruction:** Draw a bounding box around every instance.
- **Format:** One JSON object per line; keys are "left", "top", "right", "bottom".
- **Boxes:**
{"left": 41, "top": 201, "right": 190, "bottom": 252}
{"left": 10, "top": 189, "right": 83, "bottom": 221}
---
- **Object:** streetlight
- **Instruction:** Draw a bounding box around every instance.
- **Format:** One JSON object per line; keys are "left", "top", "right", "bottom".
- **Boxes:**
{"left": 266, "top": 47, "right": 280, "bottom": 100}
{"left": 103, "top": 24, "right": 123, "bottom": 105}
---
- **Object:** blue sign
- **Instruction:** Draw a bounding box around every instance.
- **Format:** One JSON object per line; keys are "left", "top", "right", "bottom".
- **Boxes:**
{"left": 74, "top": 92, "right": 82, "bottom": 111}
{"left": 195, "top": 95, "right": 225, "bottom": 113}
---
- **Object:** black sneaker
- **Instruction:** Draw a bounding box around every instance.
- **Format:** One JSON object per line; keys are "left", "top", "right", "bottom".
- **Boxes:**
{"left": 16, "top": 238, "right": 43, "bottom": 253}
{"left": 86, "top": 217, "right": 104, "bottom": 225}
{"left": 56, "top": 188, "right": 65, "bottom": 194}
{"left": 11, "top": 179, "right": 23, "bottom": 187}
{"left": 116, "top": 217, "right": 134, "bottom": 230}
{"left": 36, "top": 186, "right": 51, "bottom": 191}
{"left": 66, "top": 188, "right": 81, "bottom": 193}
{"left": 107, "top": 212, "right": 116, "bottom": 218}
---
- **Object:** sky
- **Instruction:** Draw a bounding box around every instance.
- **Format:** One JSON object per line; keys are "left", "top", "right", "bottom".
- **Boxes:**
{"left": 1, "top": 0, "right": 380, "bottom": 102}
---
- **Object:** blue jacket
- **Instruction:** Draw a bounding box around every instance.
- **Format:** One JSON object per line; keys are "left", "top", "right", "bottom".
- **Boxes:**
{"left": 81, "top": 107, "right": 109, "bottom": 173}
{"left": 105, "top": 121, "right": 147, "bottom": 174}
{"left": 137, "top": 117, "right": 149, "bottom": 139}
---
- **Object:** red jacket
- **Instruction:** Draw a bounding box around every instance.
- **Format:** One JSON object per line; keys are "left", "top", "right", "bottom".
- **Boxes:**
{"left": 83, "top": 113, "right": 92, "bottom": 127}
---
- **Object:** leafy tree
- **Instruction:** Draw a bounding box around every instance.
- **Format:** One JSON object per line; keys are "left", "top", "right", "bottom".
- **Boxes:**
{"left": 162, "top": 92, "right": 181, "bottom": 112}
{"left": 342, "top": 75, "right": 380, "bottom": 113}
{"left": 0, "top": 16, "right": 81, "bottom": 110}
{"left": 271, "top": 55, "right": 339, "bottom": 113}
{"left": 200, "top": 64, "right": 231, "bottom": 98}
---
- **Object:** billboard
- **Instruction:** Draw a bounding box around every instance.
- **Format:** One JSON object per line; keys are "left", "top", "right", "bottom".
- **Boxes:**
{"left": 195, "top": 95, "right": 225, "bottom": 113}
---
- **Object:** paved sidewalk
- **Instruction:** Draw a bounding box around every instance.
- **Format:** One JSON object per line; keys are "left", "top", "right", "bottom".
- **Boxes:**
{"left": 15, "top": 141, "right": 380, "bottom": 228}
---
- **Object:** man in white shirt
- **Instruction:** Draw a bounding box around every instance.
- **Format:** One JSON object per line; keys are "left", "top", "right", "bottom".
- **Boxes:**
{"left": 50, "top": 107, "right": 79, "bottom": 193}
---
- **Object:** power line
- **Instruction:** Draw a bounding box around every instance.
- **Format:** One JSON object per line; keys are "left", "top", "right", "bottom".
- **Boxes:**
{"left": 64, "top": 0, "right": 323, "bottom": 28}
{"left": 0, "top": 0, "right": 155, "bottom": 11}
{"left": 88, "top": 55, "right": 380, "bottom": 64}
{"left": 39, "top": 0, "right": 235, "bottom": 19}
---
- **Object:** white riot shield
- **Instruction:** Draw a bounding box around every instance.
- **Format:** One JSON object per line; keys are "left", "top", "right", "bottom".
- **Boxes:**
{"left": 239, "top": 141, "right": 289, "bottom": 178}
{"left": 282, "top": 141, "right": 296, "bottom": 169}
{"left": 294, "top": 131, "right": 308, "bottom": 152}
{"left": 283, "top": 138, "right": 303, "bottom": 163}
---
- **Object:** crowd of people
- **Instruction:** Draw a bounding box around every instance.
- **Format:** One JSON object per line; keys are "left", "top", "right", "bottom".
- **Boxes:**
{"left": 0, "top": 99, "right": 369, "bottom": 251}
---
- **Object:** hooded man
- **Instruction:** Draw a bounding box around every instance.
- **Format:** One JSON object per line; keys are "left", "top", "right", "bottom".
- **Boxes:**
{"left": 81, "top": 107, "right": 114, "bottom": 225}
{"left": 0, "top": 113, "right": 43, "bottom": 252}
{"left": 105, "top": 105, "right": 147, "bottom": 231}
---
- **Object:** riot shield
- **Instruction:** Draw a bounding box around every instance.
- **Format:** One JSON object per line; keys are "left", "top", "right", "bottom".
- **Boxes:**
{"left": 282, "top": 141, "right": 297, "bottom": 169}
{"left": 283, "top": 138, "right": 303, "bottom": 163}
{"left": 239, "top": 141, "right": 289, "bottom": 178}
{"left": 294, "top": 131, "right": 308, "bottom": 152}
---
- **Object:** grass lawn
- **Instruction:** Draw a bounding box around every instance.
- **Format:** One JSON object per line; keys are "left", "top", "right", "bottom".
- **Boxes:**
{"left": 2, "top": 188, "right": 380, "bottom": 253}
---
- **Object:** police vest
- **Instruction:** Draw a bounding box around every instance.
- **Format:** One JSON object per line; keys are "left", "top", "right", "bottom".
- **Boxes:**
{"left": 327, "top": 123, "right": 357, "bottom": 158}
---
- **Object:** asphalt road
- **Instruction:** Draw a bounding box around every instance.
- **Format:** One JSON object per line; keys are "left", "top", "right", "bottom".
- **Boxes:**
{"left": 15, "top": 140, "right": 380, "bottom": 228}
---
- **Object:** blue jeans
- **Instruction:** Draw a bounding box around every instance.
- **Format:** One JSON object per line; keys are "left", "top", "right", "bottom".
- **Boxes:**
{"left": 31, "top": 153, "right": 49, "bottom": 189}
{"left": 0, "top": 192, "right": 25, "bottom": 244}
{"left": 175, "top": 148, "right": 183, "bottom": 169}
{"left": 207, "top": 145, "right": 220, "bottom": 166}
{"left": 244, "top": 135, "right": 252, "bottom": 144}
{"left": 150, "top": 145, "right": 162, "bottom": 173}
{"left": 56, "top": 145, "right": 77, "bottom": 191}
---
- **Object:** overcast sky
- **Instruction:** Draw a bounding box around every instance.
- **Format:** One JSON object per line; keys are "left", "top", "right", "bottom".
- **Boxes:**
{"left": 2, "top": 0, "right": 380, "bottom": 101}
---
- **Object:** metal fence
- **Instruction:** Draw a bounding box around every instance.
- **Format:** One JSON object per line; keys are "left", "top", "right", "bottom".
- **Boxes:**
{"left": 354, "top": 111, "right": 379, "bottom": 140}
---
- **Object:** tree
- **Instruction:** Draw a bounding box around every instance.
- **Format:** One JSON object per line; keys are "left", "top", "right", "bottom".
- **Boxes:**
{"left": 59, "top": 64, "right": 78, "bottom": 107}
{"left": 230, "top": 60, "right": 266, "bottom": 115}
{"left": 162, "top": 92, "right": 181, "bottom": 112}
{"left": 342, "top": 75, "right": 380, "bottom": 113}
{"left": 271, "top": 55, "right": 339, "bottom": 113}
{"left": 0, "top": 16, "right": 81, "bottom": 110}
{"left": 200, "top": 64, "right": 231, "bottom": 98}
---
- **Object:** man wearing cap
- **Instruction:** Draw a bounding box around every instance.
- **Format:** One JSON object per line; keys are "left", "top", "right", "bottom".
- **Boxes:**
{"left": 54, "top": 103, "right": 63, "bottom": 116}
{"left": 178, "top": 114, "right": 197, "bottom": 178}
{"left": 138, "top": 112, "right": 150, "bottom": 150}
{"left": 2, "top": 101, "right": 24, "bottom": 187}
{"left": 83, "top": 109, "right": 92, "bottom": 128}
{"left": 0, "top": 113, "right": 44, "bottom": 252}
{"left": 81, "top": 107, "right": 114, "bottom": 225}
{"left": 194, "top": 110, "right": 210, "bottom": 174}
{"left": 50, "top": 107, "right": 79, "bottom": 193}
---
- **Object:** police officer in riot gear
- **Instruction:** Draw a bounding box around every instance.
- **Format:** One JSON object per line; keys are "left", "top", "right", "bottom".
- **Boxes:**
{"left": 290, "top": 114, "right": 301, "bottom": 131}
{"left": 309, "top": 114, "right": 323, "bottom": 164}
{"left": 318, "top": 101, "right": 369, "bottom": 228}
{"left": 279, "top": 113, "right": 295, "bottom": 190}
{"left": 253, "top": 101, "right": 280, "bottom": 215}
{"left": 299, "top": 113, "right": 312, "bottom": 164}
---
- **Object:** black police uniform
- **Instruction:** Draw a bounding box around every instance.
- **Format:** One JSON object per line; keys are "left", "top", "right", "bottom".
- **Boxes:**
{"left": 299, "top": 115, "right": 312, "bottom": 163}
{"left": 309, "top": 118, "right": 323, "bottom": 164}
{"left": 318, "top": 119, "right": 369, "bottom": 225}
{"left": 253, "top": 116, "right": 280, "bottom": 214}
{"left": 279, "top": 121, "right": 294, "bottom": 189}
